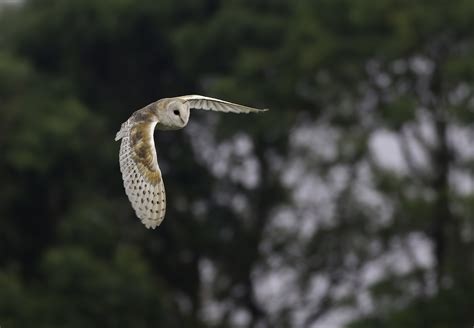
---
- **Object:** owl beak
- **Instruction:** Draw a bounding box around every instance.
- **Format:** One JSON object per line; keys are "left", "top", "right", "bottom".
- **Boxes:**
{"left": 181, "top": 107, "right": 189, "bottom": 124}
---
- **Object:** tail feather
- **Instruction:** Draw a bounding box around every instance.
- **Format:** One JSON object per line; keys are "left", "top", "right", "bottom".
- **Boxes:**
{"left": 115, "top": 121, "right": 129, "bottom": 141}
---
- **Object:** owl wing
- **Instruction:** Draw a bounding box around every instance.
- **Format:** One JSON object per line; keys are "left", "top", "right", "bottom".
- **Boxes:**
{"left": 179, "top": 95, "right": 268, "bottom": 113}
{"left": 116, "top": 119, "right": 166, "bottom": 229}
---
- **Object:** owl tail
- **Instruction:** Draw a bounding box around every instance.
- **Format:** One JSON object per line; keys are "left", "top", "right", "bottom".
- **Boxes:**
{"left": 115, "top": 130, "right": 124, "bottom": 141}
{"left": 115, "top": 122, "right": 129, "bottom": 141}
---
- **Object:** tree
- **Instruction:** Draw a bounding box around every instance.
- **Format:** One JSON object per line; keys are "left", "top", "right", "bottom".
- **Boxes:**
{"left": 0, "top": 0, "right": 473, "bottom": 327}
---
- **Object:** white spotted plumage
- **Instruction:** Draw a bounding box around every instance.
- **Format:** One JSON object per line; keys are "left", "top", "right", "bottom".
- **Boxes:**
{"left": 117, "top": 119, "right": 166, "bottom": 229}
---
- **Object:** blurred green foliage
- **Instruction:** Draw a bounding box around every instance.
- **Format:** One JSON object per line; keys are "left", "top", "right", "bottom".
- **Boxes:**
{"left": 0, "top": 0, "right": 473, "bottom": 327}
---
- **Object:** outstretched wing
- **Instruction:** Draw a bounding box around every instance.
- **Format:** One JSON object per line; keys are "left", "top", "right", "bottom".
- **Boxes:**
{"left": 179, "top": 95, "right": 268, "bottom": 113}
{"left": 116, "top": 119, "right": 166, "bottom": 229}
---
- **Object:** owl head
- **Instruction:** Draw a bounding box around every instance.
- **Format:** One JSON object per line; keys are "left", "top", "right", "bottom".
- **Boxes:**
{"left": 155, "top": 98, "right": 190, "bottom": 130}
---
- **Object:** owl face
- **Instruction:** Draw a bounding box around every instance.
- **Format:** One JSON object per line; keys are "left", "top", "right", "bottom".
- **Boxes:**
{"left": 155, "top": 99, "right": 190, "bottom": 130}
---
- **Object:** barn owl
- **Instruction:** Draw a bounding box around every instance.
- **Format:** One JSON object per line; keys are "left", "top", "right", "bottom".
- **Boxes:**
{"left": 115, "top": 95, "right": 268, "bottom": 229}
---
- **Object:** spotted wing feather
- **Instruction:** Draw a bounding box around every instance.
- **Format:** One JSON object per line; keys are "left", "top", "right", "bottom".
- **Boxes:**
{"left": 117, "top": 119, "right": 166, "bottom": 229}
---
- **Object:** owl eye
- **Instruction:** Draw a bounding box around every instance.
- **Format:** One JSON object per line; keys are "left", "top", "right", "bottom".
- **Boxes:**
{"left": 173, "top": 109, "right": 180, "bottom": 116}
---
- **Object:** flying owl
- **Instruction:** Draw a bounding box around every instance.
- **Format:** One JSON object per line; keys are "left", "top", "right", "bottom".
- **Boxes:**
{"left": 115, "top": 95, "right": 268, "bottom": 229}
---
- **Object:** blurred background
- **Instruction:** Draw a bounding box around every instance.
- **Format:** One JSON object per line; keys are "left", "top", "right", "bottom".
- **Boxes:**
{"left": 1, "top": 0, "right": 473, "bottom": 327}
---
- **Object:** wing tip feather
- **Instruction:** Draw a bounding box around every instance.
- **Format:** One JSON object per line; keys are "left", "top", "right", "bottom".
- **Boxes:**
{"left": 142, "top": 217, "right": 163, "bottom": 229}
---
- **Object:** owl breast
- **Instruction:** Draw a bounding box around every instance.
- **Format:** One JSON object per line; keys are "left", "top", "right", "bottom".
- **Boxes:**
{"left": 155, "top": 121, "right": 185, "bottom": 130}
